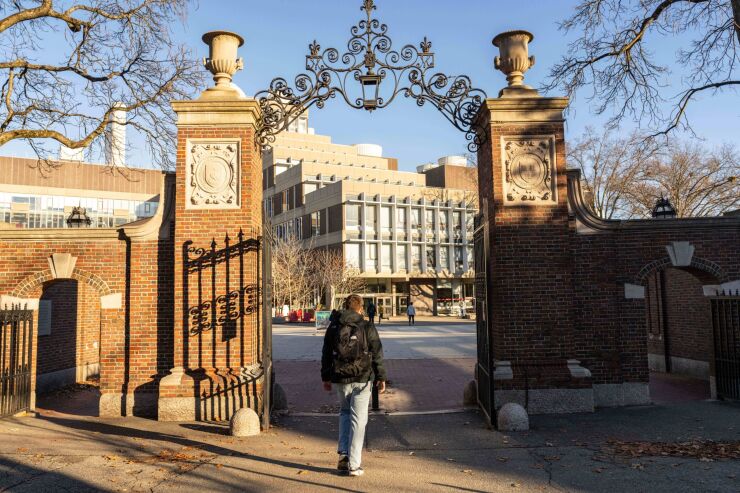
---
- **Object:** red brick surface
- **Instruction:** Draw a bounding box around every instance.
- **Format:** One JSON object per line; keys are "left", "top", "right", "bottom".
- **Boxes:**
{"left": 37, "top": 279, "right": 100, "bottom": 377}
{"left": 646, "top": 268, "right": 713, "bottom": 365}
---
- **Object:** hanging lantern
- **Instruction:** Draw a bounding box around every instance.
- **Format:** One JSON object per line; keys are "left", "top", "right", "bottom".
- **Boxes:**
{"left": 359, "top": 73, "right": 381, "bottom": 110}
{"left": 651, "top": 197, "right": 676, "bottom": 219}
{"left": 66, "top": 206, "right": 92, "bottom": 228}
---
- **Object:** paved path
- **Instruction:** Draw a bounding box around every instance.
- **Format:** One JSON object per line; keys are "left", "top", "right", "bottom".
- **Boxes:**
{"left": 272, "top": 320, "right": 476, "bottom": 361}
{"left": 275, "top": 359, "right": 475, "bottom": 413}
{"left": 1, "top": 400, "right": 738, "bottom": 492}
{"left": 273, "top": 320, "right": 476, "bottom": 413}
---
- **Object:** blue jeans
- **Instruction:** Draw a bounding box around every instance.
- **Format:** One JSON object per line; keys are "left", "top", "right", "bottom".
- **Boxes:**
{"left": 336, "top": 381, "right": 372, "bottom": 470}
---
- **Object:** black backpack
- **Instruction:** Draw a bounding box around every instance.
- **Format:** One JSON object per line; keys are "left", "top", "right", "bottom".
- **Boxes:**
{"left": 333, "top": 321, "right": 371, "bottom": 378}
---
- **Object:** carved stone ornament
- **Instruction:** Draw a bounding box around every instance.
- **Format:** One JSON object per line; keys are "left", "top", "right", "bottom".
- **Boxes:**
{"left": 186, "top": 140, "right": 241, "bottom": 209}
{"left": 501, "top": 136, "right": 557, "bottom": 205}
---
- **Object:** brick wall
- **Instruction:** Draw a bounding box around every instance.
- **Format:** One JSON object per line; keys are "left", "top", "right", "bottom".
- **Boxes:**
{"left": 476, "top": 99, "right": 740, "bottom": 404}
{"left": 37, "top": 280, "right": 79, "bottom": 376}
{"left": 478, "top": 109, "right": 580, "bottom": 389}
{"left": 173, "top": 126, "right": 262, "bottom": 379}
{"left": 646, "top": 268, "right": 713, "bottom": 366}
{"left": 37, "top": 279, "right": 101, "bottom": 381}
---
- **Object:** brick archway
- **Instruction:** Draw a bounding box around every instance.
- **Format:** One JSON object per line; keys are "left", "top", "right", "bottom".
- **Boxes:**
{"left": 12, "top": 268, "right": 112, "bottom": 298}
{"left": 634, "top": 256, "right": 727, "bottom": 286}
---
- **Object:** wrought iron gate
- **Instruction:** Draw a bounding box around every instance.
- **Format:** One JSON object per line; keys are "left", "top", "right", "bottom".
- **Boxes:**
{"left": 711, "top": 291, "right": 740, "bottom": 400}
{"left": 1, "top": 307, "right": 33, "bottom": 418}
{"left": 473, "top": 209, "right": 494, "bottom": 424}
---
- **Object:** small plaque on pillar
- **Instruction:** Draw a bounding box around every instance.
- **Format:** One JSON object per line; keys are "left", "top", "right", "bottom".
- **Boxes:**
{"left": 501, "top": 135, "right": 557, "bottom": 206}
{"left": 186, "top": 140, "right": 241, "bottom": 209}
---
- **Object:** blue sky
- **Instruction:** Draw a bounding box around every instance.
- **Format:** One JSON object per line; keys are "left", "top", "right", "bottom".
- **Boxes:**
{"left": 3, "top": 0, "right": 738, "bottom": 171}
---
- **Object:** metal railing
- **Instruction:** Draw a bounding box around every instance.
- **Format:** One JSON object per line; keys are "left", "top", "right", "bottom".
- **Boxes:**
{"left": 711, "top": 290, "right": 740, "bottom": 400}
{"left": 1, "top": 307, "right": 34, "bottom": 418}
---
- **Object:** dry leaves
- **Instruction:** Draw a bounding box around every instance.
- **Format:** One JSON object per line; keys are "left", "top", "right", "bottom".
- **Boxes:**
{"left": 605, "top": 439, "right": 740, "bottom": 460}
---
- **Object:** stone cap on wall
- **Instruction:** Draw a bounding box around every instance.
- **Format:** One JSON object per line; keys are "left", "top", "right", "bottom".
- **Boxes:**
{"left": 567, "top": 168, "right": 740, "bottom": 232}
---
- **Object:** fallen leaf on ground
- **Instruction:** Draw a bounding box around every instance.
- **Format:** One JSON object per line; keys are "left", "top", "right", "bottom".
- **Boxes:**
{"left": 605, "top": 439, "right": 740, "bottom": 460}
{"left": 461, "top": 469, "right": 472, "bottom": 474}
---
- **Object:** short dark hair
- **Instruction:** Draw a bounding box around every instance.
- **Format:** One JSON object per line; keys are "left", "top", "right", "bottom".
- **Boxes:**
{"left": 344, "top": 294, "right": 363, "bottom": 312}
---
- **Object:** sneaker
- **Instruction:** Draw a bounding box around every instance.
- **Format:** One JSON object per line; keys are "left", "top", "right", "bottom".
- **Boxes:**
{"left": 337, "top": 455, "right": 349, "bottom": 472}
{"left": 348, "top": 467, "right": 364, "bottom": 477}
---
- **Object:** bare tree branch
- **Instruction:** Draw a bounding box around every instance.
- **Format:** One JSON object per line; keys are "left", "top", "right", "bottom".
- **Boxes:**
{"left": 548, "top": 0, "right": 739, "bottom": 135}
{"left": 0, "top": 0, "right": 204, "bottom": 171}
{"left": 572, "top": 127, "right": 740, "bottom": 218}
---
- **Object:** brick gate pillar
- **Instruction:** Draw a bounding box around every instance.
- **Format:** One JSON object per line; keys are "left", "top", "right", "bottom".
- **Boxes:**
{"left": 158, "top": 31, "right": 263, "bottom": 421}
{"left": 476, "top": 31, "right": 594, "bottom": 414}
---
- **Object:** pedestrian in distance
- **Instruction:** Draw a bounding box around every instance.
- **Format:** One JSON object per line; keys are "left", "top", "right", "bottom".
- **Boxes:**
{"left": 321, "top": 294, "right": 387, "bottom": 477}
{"left": 366, "top": 300, "right": 376, "bottom": 325}
{"left": 406, "top": 303, "right": 416, "bottom": 326}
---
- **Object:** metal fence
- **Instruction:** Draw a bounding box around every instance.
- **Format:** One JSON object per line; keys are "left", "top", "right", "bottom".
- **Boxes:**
{"left": 711, "top": 291, "right": 740, "bottom": 400}
{"left": 473, "top": 211, "right": 493, "bottom": 425}
{"left": 1, "top": 307, "right": 33, "bottom": 418}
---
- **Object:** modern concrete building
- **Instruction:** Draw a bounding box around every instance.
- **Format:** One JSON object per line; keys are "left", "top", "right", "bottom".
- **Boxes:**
{"left": 263, "top": 114, "right": 479, "bottom": 316}
{"left": 0, "top": 156, "right": 164, "bottom": 229}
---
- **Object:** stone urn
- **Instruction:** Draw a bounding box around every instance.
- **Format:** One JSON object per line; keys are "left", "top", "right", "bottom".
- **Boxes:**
{"left": 492, "top": 30, "right": 536, "bottom": 95}
{"left": 202, "top": 31, "right": 245, "bottom": 89}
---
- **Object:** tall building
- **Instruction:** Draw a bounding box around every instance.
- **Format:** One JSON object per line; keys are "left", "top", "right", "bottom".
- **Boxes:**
{"left": 0, "top": 156, "right": 164, "bottom": 229}
{"left": 263, "top": 114, "right": 479, "bottom": 316}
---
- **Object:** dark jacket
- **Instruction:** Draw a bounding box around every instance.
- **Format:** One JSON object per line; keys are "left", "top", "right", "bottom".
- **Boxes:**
{"left": 321, "top": 309, "right": 387, "bottom": 384}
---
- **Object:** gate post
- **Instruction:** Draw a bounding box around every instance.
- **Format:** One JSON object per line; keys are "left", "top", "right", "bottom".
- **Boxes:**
{"left": 158, "top": 31, "right": 264, "bottom": 422}
{"left": 475, "top": 31, "right": 594, "bottom": 414}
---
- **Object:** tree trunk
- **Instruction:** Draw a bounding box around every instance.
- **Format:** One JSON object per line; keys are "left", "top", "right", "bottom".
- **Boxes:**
{"left": 733, "top": 0, "right": 740, "bottom": 44}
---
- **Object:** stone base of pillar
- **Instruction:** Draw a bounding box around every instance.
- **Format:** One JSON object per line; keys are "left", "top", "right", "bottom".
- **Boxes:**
{"left": 99, "top": 391, "right": 158, "bottom": 418}
{"left": 494, "top": 388, "right": 595, "bottom": 414}
{"left": 593, "top": 382, "right": 651, "bottom": 408}
{"left": 493, "top": 359, "right": 595, "bottom": 414}
{"left": 157, "top": 366, "right": 264, "bottom": 422}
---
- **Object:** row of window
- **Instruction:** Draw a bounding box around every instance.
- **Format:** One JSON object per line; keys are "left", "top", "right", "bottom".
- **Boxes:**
{"left": 0, "top": 193, "right": 155, "bottom": 215}
{"left": 0, "top": 192, "right": 158, "bottom": 228}
{"left": 346, "top": 243, "right": 474, "bottom": 273}
{"left": 345, "top": 204, "right": 474, "bottom": 235}
{"left": 1, "top": 211, "right": 135, "bottom": 229}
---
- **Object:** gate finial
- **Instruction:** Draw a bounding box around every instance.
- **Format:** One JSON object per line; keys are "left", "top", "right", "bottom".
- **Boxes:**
{"left": 492, "top": 30, "right": 538, "bottom": 97}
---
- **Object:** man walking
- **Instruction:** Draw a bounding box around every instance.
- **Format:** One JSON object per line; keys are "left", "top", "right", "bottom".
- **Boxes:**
{"left": 406, "top": 303, "right": 416, "bottom": 326}
{"left": 366, "top": 300, "right": 376, "bottom": 325}
{"left": 322, "top": 294, "right": 387, "bottom": 477}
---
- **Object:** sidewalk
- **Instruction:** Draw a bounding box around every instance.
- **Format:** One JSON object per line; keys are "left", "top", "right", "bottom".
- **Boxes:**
{"left": 1, "top": 399, "right": 738, "bottom": 492}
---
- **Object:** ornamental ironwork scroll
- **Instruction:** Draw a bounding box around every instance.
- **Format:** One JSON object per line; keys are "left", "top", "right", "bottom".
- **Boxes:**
{"left": 185, "top": 230, "right": 260, "bottom": 337}
{"left": 255, "top": 0, "right": 488, "bottom": 152}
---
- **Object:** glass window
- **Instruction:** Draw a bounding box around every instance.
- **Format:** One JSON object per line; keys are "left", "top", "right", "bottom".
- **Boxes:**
{"left": 396, "top": 244, "right": 407, "bottom": 271}
{"left": 440, "top": 210, "right": 449, "bottom": 231}
{"left": 311, "top": 212, "right": 320, "bottom": 236}
{"left": 467, "top": 246, "right": 474, "bottom": 268}
{"left": 454, "top": 211, "right": 463, "bottom": 242}
{"left": 426, "top": 246, "right": 436, "bottom": 270}
{"left": 346, "top": 204, "right": 361, "bottom": 227}
{"left": 425, "top": 210, "right": 435, "bottom": 231}
{"left": 346, "top": 243, "right": 361, "bottom": 268}
{"left": 440, "top": 246, "right": 449, "bottom": 270}
{"left": 380, "top": 206, "right": 392, "bottom": 235}
{"left": 465, "top": 213, "right": 474, "bottom": 234}
{"left": 455, "top": 246, "right": 464, "bottom": 271}
{"left": 366, "top": 243, "right": 378, "bottom": 271}
{"left": 396, "top": 208, "right": 407, "bottom": 230}
{"left": 411, "top": 245, "right": 422, "bottom": 271}
{"left": 365, "top": 205, "right": 376, "bottom": 232}
{"left": 381, "top": 244, "right": 392, "bottom": 271}
{"left": 411, "top": 208, "right": 422, "bottom": 231}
